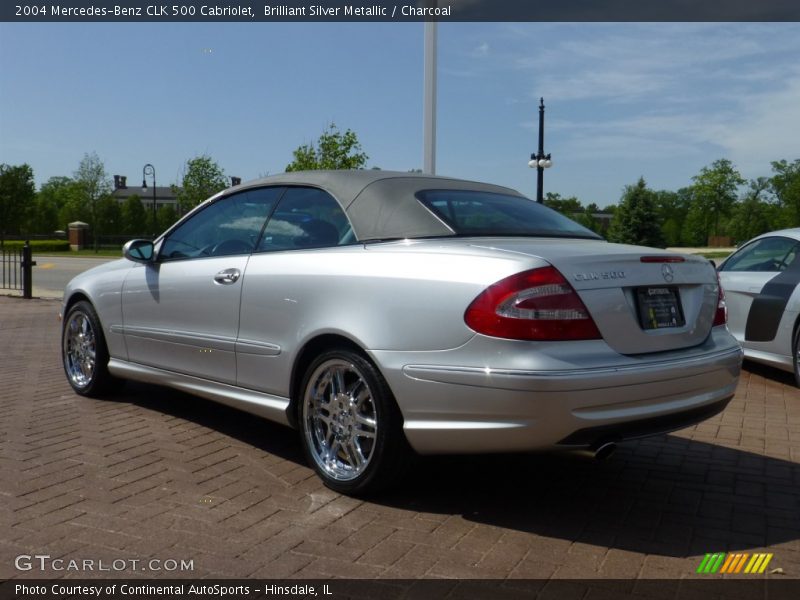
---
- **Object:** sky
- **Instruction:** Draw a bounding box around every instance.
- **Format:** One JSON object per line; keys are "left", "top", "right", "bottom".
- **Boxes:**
{"left": 1, "top": 22, "right": 799, "bottom": 208}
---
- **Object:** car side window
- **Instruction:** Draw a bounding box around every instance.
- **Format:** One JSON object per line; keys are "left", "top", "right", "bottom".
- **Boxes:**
{"left": 160, "top": 188, "right": 283, "bottom": 261}
{"left": 721, "top": 237, "right": 800, "bottom": 273}
{"left": 256, "top": 187, "right": 352, "bottom": 252}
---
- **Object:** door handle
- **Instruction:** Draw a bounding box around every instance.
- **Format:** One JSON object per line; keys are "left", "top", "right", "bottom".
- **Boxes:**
{"left": 214, "top": 268, "right": 241, "bottom": 285}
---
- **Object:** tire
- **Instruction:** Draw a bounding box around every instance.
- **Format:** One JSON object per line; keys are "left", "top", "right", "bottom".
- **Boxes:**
{"left": 298, "top": 349, "right": 409, "bottom": 495}
{"left": 62, "top": 300, "right": 116, "bottom": 397}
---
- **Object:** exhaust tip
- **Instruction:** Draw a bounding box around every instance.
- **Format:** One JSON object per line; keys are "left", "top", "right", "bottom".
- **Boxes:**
{"left": 593, "top": 441, "right": 617, "bottom": 461}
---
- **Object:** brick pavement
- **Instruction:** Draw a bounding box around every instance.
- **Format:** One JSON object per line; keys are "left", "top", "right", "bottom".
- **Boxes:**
{"left": 1, "top": 296, "right": 799, "bottom": 582}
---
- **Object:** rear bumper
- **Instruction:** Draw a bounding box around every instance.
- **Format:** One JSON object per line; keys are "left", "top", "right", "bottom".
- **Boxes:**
{"left": 371, "top": 329, "right": 743, "bottom": 454}
{"left": 555, "top": 394, "right": 732, "bottom": 446}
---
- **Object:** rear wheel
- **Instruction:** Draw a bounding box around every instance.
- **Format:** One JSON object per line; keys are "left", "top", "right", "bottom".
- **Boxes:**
{"left": 299, "top": 349, "right": 408, "bottom": 495}
{"left": 62, "top": 300, "right": 116, "bottom": 397}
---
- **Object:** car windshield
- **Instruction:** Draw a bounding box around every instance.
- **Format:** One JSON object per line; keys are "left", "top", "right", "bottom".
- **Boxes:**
{"left": 416, "top": 189, "right": 602, "bottom": 240}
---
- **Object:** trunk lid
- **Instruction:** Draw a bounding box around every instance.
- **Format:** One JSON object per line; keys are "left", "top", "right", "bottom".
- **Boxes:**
{"left": 467, "top": 238, "right": 719, "bottom": 355}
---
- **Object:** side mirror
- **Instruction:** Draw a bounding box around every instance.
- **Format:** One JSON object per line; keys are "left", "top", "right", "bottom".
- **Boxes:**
{"left": 123, "top": 239, "right": 155, "bottom": 263}
{"left": 708, "top": 259, "right": 716, "bottom": 269}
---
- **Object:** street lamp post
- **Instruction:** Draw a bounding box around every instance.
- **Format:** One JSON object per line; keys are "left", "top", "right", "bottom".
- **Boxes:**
{"left": 141, "top": 164, "right": 157, "bottom": 237}
{"left": 528, "top": 97, "right": 553, "bottom": 203}
{"left": 423, "top": 19, "right": 437, "bottom": 175}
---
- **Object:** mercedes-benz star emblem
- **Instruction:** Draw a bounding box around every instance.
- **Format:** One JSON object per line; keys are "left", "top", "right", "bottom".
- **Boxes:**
{"left": 661, "top": 263, "right": 674, "bottom": 282}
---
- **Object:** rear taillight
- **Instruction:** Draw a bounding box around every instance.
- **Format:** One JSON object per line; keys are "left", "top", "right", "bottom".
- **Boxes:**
{"left": 713, "top": 273, "right": 727, "bottom": 326}
{"left": 465, "top": 266, "right": 602, "bottom": 341}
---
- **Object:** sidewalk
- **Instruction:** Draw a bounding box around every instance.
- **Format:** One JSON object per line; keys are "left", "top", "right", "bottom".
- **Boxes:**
{"left": 0, "top": 297, "right": 798, "bottom": 583}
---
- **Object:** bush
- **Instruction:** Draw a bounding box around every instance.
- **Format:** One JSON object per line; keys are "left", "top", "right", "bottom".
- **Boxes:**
{"left": 0, "top": 240, "right": 70, "bottom": 252}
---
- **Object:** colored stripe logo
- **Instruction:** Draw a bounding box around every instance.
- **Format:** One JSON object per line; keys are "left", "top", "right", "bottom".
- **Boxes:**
{"left": 696, "top": 553, "right": 773, "bottom": 574}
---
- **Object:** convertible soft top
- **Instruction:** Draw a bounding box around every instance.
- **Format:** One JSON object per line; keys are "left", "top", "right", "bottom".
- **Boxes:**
{"left": 232, "top": 170, "right": 527, "bottom": 241}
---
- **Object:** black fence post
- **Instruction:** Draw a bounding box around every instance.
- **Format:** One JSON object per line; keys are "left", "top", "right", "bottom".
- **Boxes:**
{"left": 21, "top": 241, "right": 36, "bottom": 299}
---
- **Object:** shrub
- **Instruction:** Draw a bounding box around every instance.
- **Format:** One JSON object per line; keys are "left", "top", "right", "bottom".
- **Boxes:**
{"left": 0, "top": 240, "right": 71, "bottom": 252}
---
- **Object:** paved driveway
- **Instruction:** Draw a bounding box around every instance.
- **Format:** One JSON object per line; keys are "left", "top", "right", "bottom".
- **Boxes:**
{"left": 1, "top": 297, "right": 798, "bottom": 586}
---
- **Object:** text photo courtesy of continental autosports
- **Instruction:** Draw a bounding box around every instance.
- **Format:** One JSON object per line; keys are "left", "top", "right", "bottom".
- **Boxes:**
{"left": 1, "top": 1, "right": 799, "bottom": 597}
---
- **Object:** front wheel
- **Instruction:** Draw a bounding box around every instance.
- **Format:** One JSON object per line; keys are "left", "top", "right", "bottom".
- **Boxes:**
{"left": 62, "top": 300, "right": 116, "bottom": 397}
{"left": 299, "top": 349, "right": 408, "bottom": 495}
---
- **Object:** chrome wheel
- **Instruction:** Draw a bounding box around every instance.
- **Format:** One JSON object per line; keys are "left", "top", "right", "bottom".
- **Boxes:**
{"left": 302, "top": 359, "right": 378, "bottom": 482}
{"left": 794, "top": 326, "right": 800, "bottom": 388}
{"left": 63, "top": 310, "right": 97, "bottom": 388}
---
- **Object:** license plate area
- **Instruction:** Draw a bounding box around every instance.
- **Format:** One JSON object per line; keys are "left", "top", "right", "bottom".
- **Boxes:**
{"left": 635, "top": 286, "right": 685, "bottom": 330}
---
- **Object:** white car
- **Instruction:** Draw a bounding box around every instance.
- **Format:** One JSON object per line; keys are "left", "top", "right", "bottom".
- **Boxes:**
{"left": 718, "top": 228, "right": 800, "bottom": 385}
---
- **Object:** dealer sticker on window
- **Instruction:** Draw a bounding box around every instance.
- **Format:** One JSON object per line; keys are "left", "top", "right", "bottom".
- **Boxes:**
{"left": 636, "top": 286, "right": 685, "bottom": 330}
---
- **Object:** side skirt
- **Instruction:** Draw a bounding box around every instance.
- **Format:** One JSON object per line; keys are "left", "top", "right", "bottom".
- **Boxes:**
{"left": 107, "top": 358, "right": 292, "bottom": 427}
{"left": 743, "top": 348, "right": 793, "bottom": 374}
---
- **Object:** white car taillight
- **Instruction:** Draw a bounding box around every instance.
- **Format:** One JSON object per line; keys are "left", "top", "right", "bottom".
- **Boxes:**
{"left": 713, "top": 273, "right": 727, "bottom": 327}
{"left": 465, "top": 266, "right": 602, "bottom": 341}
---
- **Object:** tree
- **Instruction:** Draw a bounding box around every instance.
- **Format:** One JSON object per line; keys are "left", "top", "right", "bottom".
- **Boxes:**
{"left": 74, "top": 152, "right": 111, "bottom": 252}
{"left": 121, "top": 195, "right": 148, "bottom": 235}
{"left": 58, "top": 181, "right": 91, "bottom": 230}
{"left": 578, "top": 202, "right": 613, "bottom": 236}
{"left": 543, "top": 192, "right": 582, "bottom": 216}
{"left": 285, "top": 123, "right": 368, "bottom": 172}
{"left": 729, "top": 178, "right": 775, "bottom": 244}
{"left": 95, "top": 196, "right": 122, "bottom": 238}
{"left": 30, "top": 176, "right": 80, "bottom": 234}
{"left": 654, "top": 188, "right": 692, "bottom": 247}
{"left": 0, "top": 163, "right": 35, "bottom": 246}
{"left": 27, "top": 192, "right": 60, "bottom": 235}
{"left": 607, "top": 177, "right": 665, "bottom": 248}
{"left": 156, "top": 204, "right": 179, "bottom": 233}
{"left": 770, "top": 159, "right": 800, "bottom": 226}
{"left": 173, "top": 155, "right": 228, "bottom": 214}
{"left": 689, "top": 159, "right": 744, "bottom": 241}
{"left": 574, "top": 210, "right": 599, "bottom": 234}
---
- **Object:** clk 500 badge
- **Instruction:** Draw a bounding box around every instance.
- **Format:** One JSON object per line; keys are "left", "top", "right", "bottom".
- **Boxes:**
{"left": 573, "top": 271, "right": 627, "bottom": 281}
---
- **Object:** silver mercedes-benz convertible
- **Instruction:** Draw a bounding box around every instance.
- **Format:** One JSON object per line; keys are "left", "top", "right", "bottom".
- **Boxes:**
{"left": 61, "top": 170, "right": 742, "bottom": 494}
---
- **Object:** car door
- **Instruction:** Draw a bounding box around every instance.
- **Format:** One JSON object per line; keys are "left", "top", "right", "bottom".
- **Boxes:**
{"left": 236, "top": 186, "right": 354, "bottom": 395}
{"left": 121, "top": 187, "right": 283, "bottom": 384}
{"left": 719, "top": 236, "right": 800, "bottom": 348}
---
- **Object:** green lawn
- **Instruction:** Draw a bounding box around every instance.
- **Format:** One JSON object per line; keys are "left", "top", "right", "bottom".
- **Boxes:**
{"left": 699, "top": 251, "right": 733, "bottom": 259}
{"left": 35, "top": 249, "right": 123, "bottom": 258}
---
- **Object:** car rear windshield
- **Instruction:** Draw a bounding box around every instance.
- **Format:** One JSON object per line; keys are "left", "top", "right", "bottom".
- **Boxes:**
{"left": 416, "top": 189, "right": 602, "bottom": 239}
